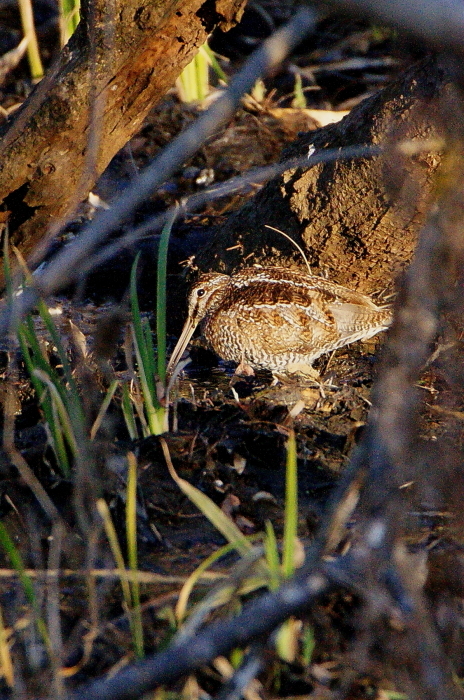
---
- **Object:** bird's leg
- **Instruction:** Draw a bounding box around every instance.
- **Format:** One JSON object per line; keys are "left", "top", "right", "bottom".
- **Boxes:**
{"left": 235, "top": 352, "right": 255, "bottom": 377}
{"left": 286, "top": 361, "right": 321, "bottom": 380}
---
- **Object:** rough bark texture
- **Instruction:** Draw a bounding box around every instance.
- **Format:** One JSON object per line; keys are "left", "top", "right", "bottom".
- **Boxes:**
{"left": 196, "top": 56, "right": 450, "bottom": 295}
{"left": 0, "top": 0, "right": 246, "bottom": 261}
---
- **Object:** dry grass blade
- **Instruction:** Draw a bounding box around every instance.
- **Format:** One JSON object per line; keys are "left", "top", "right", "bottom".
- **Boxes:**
{"left": 0, "top": 605, "right": 14, "bottom": 687}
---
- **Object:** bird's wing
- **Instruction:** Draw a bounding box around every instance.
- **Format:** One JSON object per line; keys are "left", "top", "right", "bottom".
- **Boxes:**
{"left": 227, "top": 291, "right": 337, "bottom": 354}
{"left": 328, "top": 302, "right": 391, "bottom": 338}
{"left": 228, "top": 279, "right": 337, "bottom": 325}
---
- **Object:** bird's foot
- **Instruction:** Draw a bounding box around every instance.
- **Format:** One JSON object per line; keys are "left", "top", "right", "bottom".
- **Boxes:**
{"left": 235, "top": 361, "right": 255, "bottom": 377}
{"left": 286, "top": 361, "right": 321, "bottom": 381}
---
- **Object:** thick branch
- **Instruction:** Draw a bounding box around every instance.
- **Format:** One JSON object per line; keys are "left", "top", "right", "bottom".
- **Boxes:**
{"left": 0, "top": 0, "right": 246, "bottom": 263}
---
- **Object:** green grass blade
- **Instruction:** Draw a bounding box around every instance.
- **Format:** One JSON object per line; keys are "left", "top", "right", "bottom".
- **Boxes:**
{"left": 90, "top": 379, "right": 118, "bottom": 441}
{"left": 18, "top": 301, "right": 87, "bottom": 471}
{"left": 33, "top": 369, "right": 79, "bottom": 458}
{"left": 98, "top": 494, "right": 145, "bottom": 658}
{"left": 17, "top": 0, "right": 43, "bottom": 79}
{"left": 277, "top": 430, "right": 304, "bottom": 664}
{"left": 130, "top": 254, "right": 149, "bottom": 378}
{"left": 48, "top": 396, "right": 71, "bottom": 475}
{"left": 17, "top": 324, "right": 45, "bottom": 400}
{"left": 121, "top": 383, "right": 138, "bottom": 440}
{"left": 175, "top": 540, "right": 238, "bottom": 625}
{"left": 301, "top": 623, "right": 316, "bottom": 665}
{"left": 282, "top": 430, "right": 298, "bottom": 578}
{"left": 201, "top": 43, "right": 228, "bottom": 83}
{"left": 130, "top": 252, "right": 168, "bottom": 434}
{"left": 264, "top": 520, "right": 280, "bottom": 591}
{"left": 156, "top": 211, "right": 176, "bottom": 383}
{"left": 292, "top": 72, "right": 306, "bottom": 108}
{"left": 58, "top": 0, "right": 80, "bottom": 45}
{"left": 36, "top": 299, "right": 82, "bottom": 409}
{"left": 19, "top": 313, "right": 80, "bottom": 423}
{"left": 0, "top": 522, "right": 36, "bottom": 610}
{"left": 142, "top": 318, "right": 156, "bottom": 386}
{"left": 131, "top": 325, "right": 164, "bottom": 435}
{"left": 21, "top": 316, "right": 56, "bottom": 377}
{"left": 130, "top": 255, "right": 157, "bottom": 403}
{"left": 177, "top": 44, "right": 210, "bottom": 103}
{"left": 176, "top": 474, "right": 251, "bottom": 556}
{"left": 3, "top": 229, "right": 13, "bottom": 303}
{"left": 17, "top": 325, "right": 71, "bottom": 475}
{"left": 126, "top": 454, "right": 138, "bottom": 573}
{"left": 126, "top": 452, "right": 144, "bottom": 658}
{"left": 96, "top": 499, "right": 132, "bottom": 609}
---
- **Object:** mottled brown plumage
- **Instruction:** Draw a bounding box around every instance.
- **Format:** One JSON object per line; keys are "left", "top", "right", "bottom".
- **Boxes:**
{"left": 167, "top": 267, "right": 392, "bottom": 375}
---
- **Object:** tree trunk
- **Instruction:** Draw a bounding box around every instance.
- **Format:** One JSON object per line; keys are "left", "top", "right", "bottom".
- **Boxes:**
{"left": 196, "top": 55, "right": 450, "bottom": 295}
{"left": 0, "top": 0, "right": 246, "bottom": 262}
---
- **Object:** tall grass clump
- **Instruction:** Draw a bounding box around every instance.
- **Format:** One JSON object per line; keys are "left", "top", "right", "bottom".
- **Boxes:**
{"left": 170, "top": 428, "right": 314, "bottom": 664}
{"left": 126, "top": 214, "right": 175, "bottom": 436}
{"left": 3, "top": 236, "right": 86, "bottom": 476}
{"left": 177, "top": 42, "right": 227, "bottom": 103}
{"left": 17, "top": 308, "right": 85, "bottom": 477}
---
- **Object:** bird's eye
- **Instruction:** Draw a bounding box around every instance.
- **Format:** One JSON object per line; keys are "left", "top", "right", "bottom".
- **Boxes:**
{"left": 196, "top": 288, "right": 206, "bottom": 298}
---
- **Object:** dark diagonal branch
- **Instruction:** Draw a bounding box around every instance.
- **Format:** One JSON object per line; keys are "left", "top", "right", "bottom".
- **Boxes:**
{"left": 74, "top": 564, "right": 331, "bottom": 700}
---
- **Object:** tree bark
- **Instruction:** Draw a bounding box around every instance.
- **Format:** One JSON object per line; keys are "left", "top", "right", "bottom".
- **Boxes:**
{"left": 196, "top": 55, "right": 450, "bottom": 295}
{"left": 0, "top": 0, "right": 246, "bottom": 262}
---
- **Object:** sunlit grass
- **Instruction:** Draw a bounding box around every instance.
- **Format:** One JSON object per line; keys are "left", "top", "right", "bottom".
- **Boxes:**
{"left": 17, "top": 0, "right": 80, "bottom": 77}
{"left": 16, "top": 302, "right": 89, "bottom": 476}
{"left": 292, "top": 72, "right": 307, "bottom": 108}
{"left": 17, "top": 0, "right": 43, "bottom": 79}
{"left": 177, "top": 42, "right": 228, "bottom": 103}
{"left": 126, "top": 452, "right": 144, "bottom": 658}
{"left": 58, "top": 0, "right": 80, "bottom": 46}
{"left": 130, "top": 254, "right": 167, "bottom": 435}
{"left": 97, "top": 487, "right": 144, "bottom": 659}
{"left": 177, "top": 46, "right": 210, "bottom": 103}
{"left": 129, "top": 213, "right": 175, "bottom": 435}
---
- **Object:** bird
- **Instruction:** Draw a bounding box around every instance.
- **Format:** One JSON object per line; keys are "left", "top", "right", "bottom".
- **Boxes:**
{"left": 166, "top": 266, "right": 392, "bottom": 376}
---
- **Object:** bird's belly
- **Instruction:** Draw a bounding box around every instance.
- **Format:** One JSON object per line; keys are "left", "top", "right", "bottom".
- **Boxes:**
{"left": 202, "top": 314, "right": 323, "bottom": 372}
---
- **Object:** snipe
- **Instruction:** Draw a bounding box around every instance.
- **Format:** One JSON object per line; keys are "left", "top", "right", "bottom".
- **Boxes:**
{"left": 167, "top": 266, "right": 392, "bottom": 376}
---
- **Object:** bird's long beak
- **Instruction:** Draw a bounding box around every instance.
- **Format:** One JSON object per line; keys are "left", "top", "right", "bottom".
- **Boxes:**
{"left": 166, "top": 318, "right": 198, "bottom": 376}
